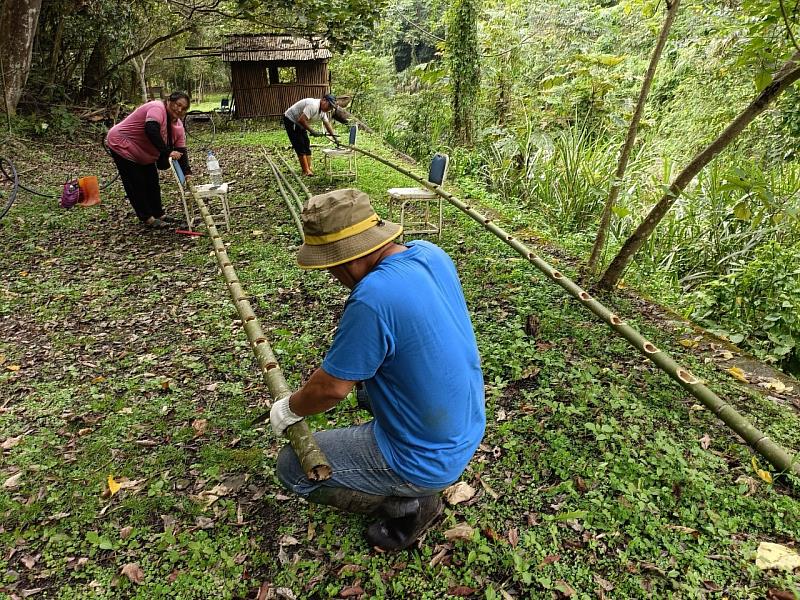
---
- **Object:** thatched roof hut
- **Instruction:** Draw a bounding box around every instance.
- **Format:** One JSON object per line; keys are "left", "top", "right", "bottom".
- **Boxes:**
{"left": 222, "top": 34, "right": 332, "bottom": 119}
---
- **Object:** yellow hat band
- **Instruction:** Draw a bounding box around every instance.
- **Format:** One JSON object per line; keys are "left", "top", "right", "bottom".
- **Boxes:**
{"left": 304, "top": 214, "right": 380, "bottom": 245}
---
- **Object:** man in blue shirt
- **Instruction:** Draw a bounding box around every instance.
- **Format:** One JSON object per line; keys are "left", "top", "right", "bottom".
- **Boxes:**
{"left": 272, "top": 188, "right": 485, "bottom": 551}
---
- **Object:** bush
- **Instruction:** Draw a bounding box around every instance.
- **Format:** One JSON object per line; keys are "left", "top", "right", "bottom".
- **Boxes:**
{"left": 688, "top": 240, "right": 800, "bottom": 374}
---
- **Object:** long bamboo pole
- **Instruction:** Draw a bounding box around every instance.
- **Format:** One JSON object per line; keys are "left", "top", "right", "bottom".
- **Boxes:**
{"left": 263, "top": 150, "right": 303, "bottom": 236}
{"left": 191, "top": 192, "right": 332, "bottom": 481}
{"left": 349, "top": 145, "right": 800, "bottom": 478}
{"left": 273, "top": 152, "right": 311, "bottom": 200}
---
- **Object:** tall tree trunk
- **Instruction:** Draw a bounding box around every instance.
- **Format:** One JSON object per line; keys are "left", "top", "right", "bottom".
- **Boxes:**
{"left": 46, "top": 14, "right": 65, "bottom": 101}
{"left": 80, "top": 33, "right": 110, "bottom": 101}
{"left": 587, "top": 0, "right": 682, "bottom": 275}
{"left": 0, "top": 0, "right": 44, "bottom": 115}
{"left": 447, "top": 0, "right": 480, "bottom": 146}
{"left": 132, "top": 56, "right": 147, "bottom": 103}
{"left": 597, "top": 50, "right": 800, "bottom": 290}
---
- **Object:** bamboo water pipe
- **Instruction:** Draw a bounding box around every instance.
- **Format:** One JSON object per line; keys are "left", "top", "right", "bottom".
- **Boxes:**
{"left": 349, "top": 145, "right": 800, "bottom": 479}
{"left": 191, "top": 193, "right": 332, "bottom": 481}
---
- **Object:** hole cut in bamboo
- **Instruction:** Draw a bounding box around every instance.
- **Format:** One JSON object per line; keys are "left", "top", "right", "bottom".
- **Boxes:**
{"left": 677, "top": 369, "right": 699, "bottom": 384}
{"left": 610, "top": 314, "right": 623, "bottom": 326}
{"left": 643, "top": 342, "right": 659, "bottom": 354}
{"left": 579, "top": 291, "right": 592, "bottom": 301}
{"left": 552, "top": 271, "right": 563, "bottom": 279}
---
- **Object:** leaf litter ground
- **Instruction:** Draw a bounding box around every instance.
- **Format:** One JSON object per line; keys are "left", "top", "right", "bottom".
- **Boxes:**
{"left": 1, "top": 126, "right": 799, "bottom": 599}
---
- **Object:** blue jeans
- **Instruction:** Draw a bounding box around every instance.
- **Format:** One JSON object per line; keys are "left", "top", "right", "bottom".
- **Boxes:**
{"left": 276, "top": 420, "right": 447, "bottom": 498}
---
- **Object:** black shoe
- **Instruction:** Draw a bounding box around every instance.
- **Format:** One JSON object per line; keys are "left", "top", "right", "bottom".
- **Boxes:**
{"left": 365, "top": 495, "right": 443, "bottom": 551}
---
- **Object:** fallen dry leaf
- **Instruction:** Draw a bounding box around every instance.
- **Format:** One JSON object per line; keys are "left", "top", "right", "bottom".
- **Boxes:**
{"left": 699, "top": 434, "right": 711, "bottom": 450}
{"left": 339, "top": 586, "right": 364, "bottom": 598}
{"left": 759, "top": 378, "right": 793, "bottom": 393}
{"left": 119, "top": 526, "right": 133, "bottom": 540}
{"left": 2, "top": 435, "right": 22, "bottom": 450}
{"left": 554, "top": 580, "right": 576, "bottom": 597}
{"left": 507, "top": 527, "right": 519, "bottom": 547}
{"left": 20, "top": 555, "right": 38, "bottom": 569}
{"left": 279, "top": 534, "right": 300, "bottom": 546}
{"left": 67, "top": 557, "right": 89, "bottom": 571}
{"left": 767, "top": 589, "right": 797, "bottom": 600}
{"left": 107, "top": 475, "right": 121, "bottom": 496}
{"left": 478, "top": 477, "right": 500, "bottom": 499}
{"left": 678, "top": 338, "right": 698, "bottom": 348}
{"left": 4, "top": 472, "right": 22, "bottom": 489}
{"left": 447, "top": 585, "right": 477, "bottom": 597}
{"left": 726, "top": 366, "right": 749, "bottom": 383}
{"left": 756, "top": 542, "right": 800, "bottom": 571}
{"left": 443, "top": 481, "right": 476, "bottom": 505}
{"left": 444, "top": 523, "right": 476, "bottom": 542}
{"left": 664, "top": 524, "right": 699, "bottom": 538}
{"left": 120, "top": 562, "right": 144, "bottom": 584}
{"left": 6, "top": 364, "right": 21, "bottom": 372}
{"left": 192, "top": 419, "right": 208, "bottom": 436}
{"left": 751, "top": 457, "right": 773, "bottom": 484}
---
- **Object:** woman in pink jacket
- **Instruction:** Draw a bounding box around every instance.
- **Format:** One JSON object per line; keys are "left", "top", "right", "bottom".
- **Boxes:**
{"left": 106, "top": 91, "right": 192, "bottom": 229}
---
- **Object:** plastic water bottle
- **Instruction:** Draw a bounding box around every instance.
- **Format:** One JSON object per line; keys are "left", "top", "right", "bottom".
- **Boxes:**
{"left": 206, "top": 150, "right": 222, "bottom": 186}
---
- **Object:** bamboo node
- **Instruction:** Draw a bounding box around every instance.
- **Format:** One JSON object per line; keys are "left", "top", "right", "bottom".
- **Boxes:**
{"left": 677, "top": 369, "right": 699, "bottom": 384}
{"left": 643, "top": 342, "right": 659, "bottom": 354}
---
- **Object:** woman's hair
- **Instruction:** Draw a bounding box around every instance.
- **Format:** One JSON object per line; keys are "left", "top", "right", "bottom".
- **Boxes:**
{"left": 167, "top": 91, "right": 190, "bottom": 105}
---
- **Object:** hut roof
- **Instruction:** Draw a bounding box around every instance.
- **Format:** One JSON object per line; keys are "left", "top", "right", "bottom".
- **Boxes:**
{"left": 221, "top": 34, "right": 332, "bottom": 62}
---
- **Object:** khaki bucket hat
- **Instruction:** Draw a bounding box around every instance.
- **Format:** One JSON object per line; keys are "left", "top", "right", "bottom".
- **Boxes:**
{"left": 297, "top": 188, "right": 403, "bottom": 270}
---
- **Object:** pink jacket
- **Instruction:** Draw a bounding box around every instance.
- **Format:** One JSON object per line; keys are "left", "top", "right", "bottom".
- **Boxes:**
{"left": 106, "top": 100, "right": 187, "bottom": 165}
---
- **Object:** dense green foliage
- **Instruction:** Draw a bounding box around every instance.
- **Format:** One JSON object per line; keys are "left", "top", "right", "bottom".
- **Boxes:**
{"left": 335, "top": 0, "right": 800, "bottom": 373}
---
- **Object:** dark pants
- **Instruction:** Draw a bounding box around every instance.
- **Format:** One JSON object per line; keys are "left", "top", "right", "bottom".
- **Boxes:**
{"left": 110, "top": 150, "right": 163, "bottom": 222}
{"left": 283, "top": 116, "right": 311, "bottom": 156}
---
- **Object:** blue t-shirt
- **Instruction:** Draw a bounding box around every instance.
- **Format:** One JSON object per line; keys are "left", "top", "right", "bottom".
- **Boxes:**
{"left": 322, "top": 241, "right": 485, "bottom": 488}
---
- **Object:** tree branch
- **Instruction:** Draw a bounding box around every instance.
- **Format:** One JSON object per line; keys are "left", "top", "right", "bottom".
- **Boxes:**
{"left": 103, "top": 25, "right": 195, "bottom": 78}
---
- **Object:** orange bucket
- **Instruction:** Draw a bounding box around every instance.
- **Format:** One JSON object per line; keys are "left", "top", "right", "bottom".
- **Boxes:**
{"left": 78, "top": 176, "right": 101, "bottom": 207}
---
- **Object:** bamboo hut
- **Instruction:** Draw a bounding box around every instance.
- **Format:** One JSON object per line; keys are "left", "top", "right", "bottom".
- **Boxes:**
{"left": 222, "top": 34, "right": 332, "bottom": 119}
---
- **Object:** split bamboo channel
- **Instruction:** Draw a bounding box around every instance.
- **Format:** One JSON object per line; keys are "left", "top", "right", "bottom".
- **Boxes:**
{"left": 348, "top": 144, "right": 800, "bottom": 479}
{"left": 191, "top": 191, "right": 332, "bottom": 481}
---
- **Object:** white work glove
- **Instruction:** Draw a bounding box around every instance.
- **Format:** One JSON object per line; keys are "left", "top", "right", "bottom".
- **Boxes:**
{"left": 270, "top": 394, "right": 303, "bottom": 437}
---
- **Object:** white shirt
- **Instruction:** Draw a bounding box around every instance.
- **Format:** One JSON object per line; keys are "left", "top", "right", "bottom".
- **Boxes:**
{"left": 284, "top": 98, "right": 330, "bottom": 125}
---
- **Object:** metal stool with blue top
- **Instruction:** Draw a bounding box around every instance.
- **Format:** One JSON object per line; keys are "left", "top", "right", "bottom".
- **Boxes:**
{"left": 387, "top": 152, "right": 449, "bottom": 241}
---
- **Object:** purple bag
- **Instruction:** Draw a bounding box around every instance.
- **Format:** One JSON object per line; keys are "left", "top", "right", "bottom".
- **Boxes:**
{"left": 60, "top": 180, "right": 81, "bottom": 209}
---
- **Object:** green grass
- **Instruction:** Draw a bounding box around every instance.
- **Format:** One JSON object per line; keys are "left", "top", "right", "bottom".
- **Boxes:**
{"left": 0, "top": 123, "right": 799, "bottom": 599}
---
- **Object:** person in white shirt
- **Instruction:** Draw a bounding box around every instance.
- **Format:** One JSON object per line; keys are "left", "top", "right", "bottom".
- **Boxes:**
{"left": 283, "top": 94, "right": 337, "bottom": 176}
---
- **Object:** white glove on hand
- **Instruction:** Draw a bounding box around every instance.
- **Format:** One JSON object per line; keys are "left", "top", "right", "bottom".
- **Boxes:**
{"left": 270, "top": 394, "right": 303, "bottom": 437}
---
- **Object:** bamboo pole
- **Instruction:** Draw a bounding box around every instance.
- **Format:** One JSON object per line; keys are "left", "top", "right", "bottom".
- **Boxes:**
{"left": 191, "top": 192, "right": 332, "bottom": 481}
{"left": 349, "top": 145, "right": 800, "bottom": 479}
{"left": 263, "top": 150, "right": 304, "bottom": 236}
{"left": 274, "top": 151, "right": 311, "bottom": 200}
{"left": 267, "top": 151, "right": 306, "bottom": 212}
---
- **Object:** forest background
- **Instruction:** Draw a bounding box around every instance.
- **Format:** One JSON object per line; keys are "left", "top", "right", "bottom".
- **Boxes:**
{"left": 2, "top": 0, "right": 799, "bottom": 377}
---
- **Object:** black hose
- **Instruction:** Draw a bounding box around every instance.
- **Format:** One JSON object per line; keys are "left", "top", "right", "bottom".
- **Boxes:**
{"left": 0, "top": 157, "right": 19, "bottom": 221}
